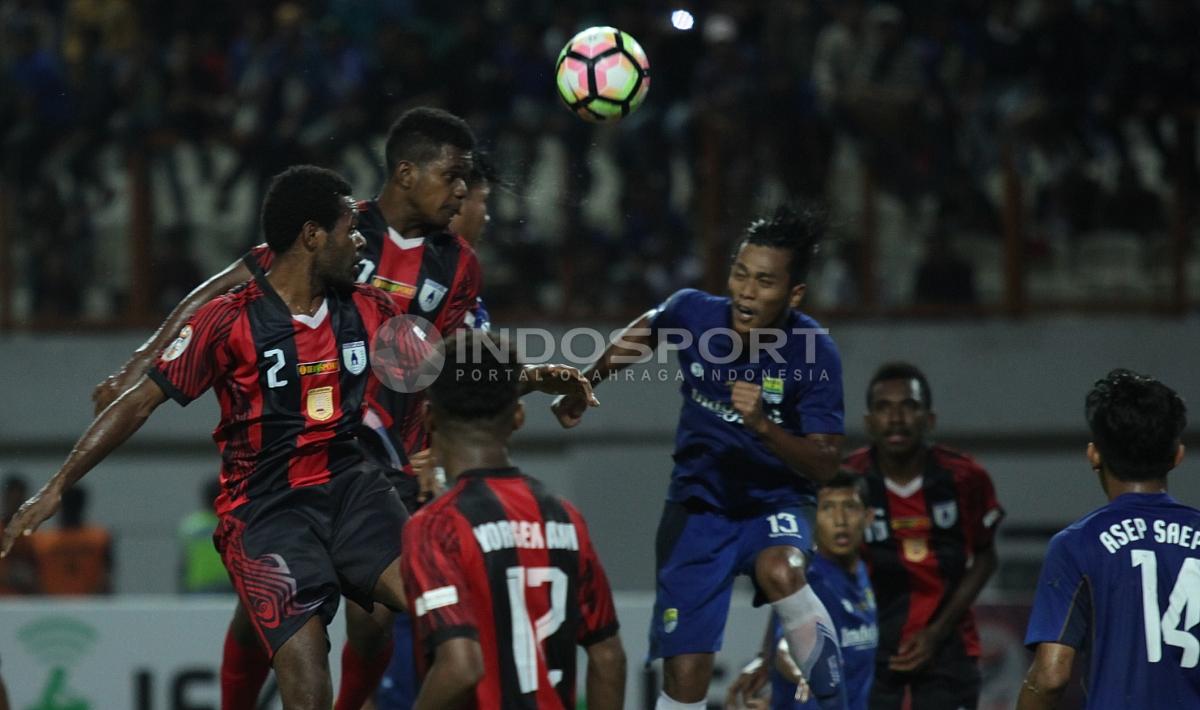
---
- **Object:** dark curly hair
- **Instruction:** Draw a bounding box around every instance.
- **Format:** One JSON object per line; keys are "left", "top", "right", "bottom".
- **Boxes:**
{"left": 1086, "top": 368, "right": 1187, "bottom": 481}
{"left": 867, "top": 362, "right": 933, "bottom": 410}
{"left": 734, "top": 204, "right": 826, "bottom": 286}
{"left": 260, "top": 165, "right": 353, "bottom": 253}
{"left": 430, "top": 330, "right": 522, "bottom": 423}
{"left": 467, "top": 150, "right": 499, "bottom": 189}
{"left": 384, "top": 107, "right": 476, "bottom": 176}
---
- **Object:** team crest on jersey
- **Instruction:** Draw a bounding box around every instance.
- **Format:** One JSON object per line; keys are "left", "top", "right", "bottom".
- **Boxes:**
{"left": 932, "top": 501, "right": 959, "bottom": 529}
{"left": 342, "top": 341, "right": 367, "bottom": 375}
{"left": 306, "top": 386, "right": 335, "bottom": 421}
{"left": 762, "top": 375, "right": 784, "bottom": 404}
{"left": 663, "top": 608, "right": 679, "bottom": 634}
{"left": 161, "top": 325, "right": 193, "bottom": 362}
{"left": 417, "top": 279, "right": 448, "bottom": 312}
{"left": 690, "top": 362, "right": 704, "bottom": 378}
{"left": 902, "top": 537, "right": 929, "bottom": 563}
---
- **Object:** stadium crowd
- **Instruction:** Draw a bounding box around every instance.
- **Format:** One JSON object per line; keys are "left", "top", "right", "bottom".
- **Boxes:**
{"left": 3, "top": 0, "right": 1197, "bottom": 323}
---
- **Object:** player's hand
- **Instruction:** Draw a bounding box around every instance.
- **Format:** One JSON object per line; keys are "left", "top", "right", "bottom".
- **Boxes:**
{"left": 729, "top": 381, "right": 768, "bottom": 434}
{"left": 889, "top": 628, "right": 939, "bottom": 672}
{"left": 0, "top": 487, "right": 62, "bottom": 558}
{"left": 525, "top": 364, "right": 600, "bottom": 403}
{"left": 725, "top": 655, "right": 769, "bottom": 709}
{"left": 410, "top": 448, "right": 444, "bottom": 503}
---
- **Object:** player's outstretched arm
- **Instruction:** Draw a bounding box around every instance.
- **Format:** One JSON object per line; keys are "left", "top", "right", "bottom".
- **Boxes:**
{"left": 585, "top": 633, "right": 626, "bottom": 710}
{"left": 551, "top": 309, "right": 657, "bottom": 428}
{"left": 1, "top": 376, "right": 168, "bottom": 557}
{"left": 888, "top": 543, "right": 997, "bottom": 672}
{"left": 91, "top": 257, "right": 253, "bottom": 413}
{"left": 1016, "top": 642, "right": 1074, "bottom": 710}
{"left": 411, "top": 637, "right": 484, "bottom": 710}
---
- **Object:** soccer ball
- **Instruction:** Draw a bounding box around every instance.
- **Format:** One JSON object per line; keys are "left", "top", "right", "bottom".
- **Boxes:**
{"left": 555, "top": 26, "right": 650, "bottom": 122}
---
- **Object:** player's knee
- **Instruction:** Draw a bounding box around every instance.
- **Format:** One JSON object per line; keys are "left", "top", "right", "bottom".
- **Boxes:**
{"left": 755, "top": 547, "right": 806, "bottom": 600}
{"left": 663, "top": 654, "right": 714, "bottom": 702}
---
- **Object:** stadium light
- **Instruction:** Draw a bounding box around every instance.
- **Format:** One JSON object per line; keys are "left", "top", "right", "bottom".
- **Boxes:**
{"left": 671, "top": 9, "right": 695, "bottom": 31}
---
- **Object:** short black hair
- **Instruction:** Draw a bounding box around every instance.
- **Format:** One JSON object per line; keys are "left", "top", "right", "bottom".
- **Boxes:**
{"left": 818, "top": 471, "right": 868, "bottom": 503}
{"left": 384, "top": 107, "right": 476, "bottom": 176}
{"left": 867, "top": 361, "right": 933, "bottom": 409}
{"left": 429, "top": 330, "right": 522, "bottom": 423}
{"left": 736, "top": 204, "right": 826, "bottom": 285}
{"left": 1086, "top": 369, "right": 1187, "bottom": 481}
{"left": 260, "top": 165, "right": 353, "bottom": 253}
{"left": 467, "top": 151, "right": 499, "bottom": 189}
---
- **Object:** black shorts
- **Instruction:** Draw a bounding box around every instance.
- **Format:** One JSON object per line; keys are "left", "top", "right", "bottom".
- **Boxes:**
{"left": 213, "top": 465, "right": 408, "bottom": 657}
{"left": 869, "top": 633, "right": 981, "bottom": 710}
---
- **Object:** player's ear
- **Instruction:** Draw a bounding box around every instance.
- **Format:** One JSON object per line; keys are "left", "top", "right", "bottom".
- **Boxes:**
{"left": 788, "top": 283, "right": 806, "bottom": 309}
{"left": 1086, "top": 442, "right": 1103, "bottom": 471}
{"left": 511, "top": 401, "right": 525, "bottom": 432}
{"left": 395, "top": 160, "right": 417, "bottom": 190}
{"left": 925, "top": 410, "right": 937, "bottom": 432}
{"left": 1173, "top": 442, "right": 1186, "bottom": 469}
{"left": 301, "top": 221, "right": 323, "bottom": 251}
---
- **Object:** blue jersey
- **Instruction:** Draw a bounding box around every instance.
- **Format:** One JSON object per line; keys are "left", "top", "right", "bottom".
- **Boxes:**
{"left": 650, "top": 289, "right": 844, "bottom": 512}
{"left": 772, "top": 555, "right": 877, "bottom": 710}
{"left": 1025, "top": 492, "right": 1200, "bottom": 708}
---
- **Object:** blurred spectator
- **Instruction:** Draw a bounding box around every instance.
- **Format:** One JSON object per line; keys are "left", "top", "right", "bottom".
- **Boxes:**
{"left": 914, "top": 227, "right": 978, "bottom": 306}
{"left": 0, "top": 473, "right": 39, "bottom": 595}
{"left": 177, "top": 478, "right": 231, "bottom": 594}
{"left": 31, "top": 486, "right": 113, "bottom": 595}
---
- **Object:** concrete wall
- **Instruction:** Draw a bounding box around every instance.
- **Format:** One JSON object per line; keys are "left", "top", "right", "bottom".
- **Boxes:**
{"left": 3, "top": 315, "right": 1198, "bottom": 593}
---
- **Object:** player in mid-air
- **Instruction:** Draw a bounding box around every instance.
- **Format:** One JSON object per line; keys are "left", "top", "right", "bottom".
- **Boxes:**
{"left": 554, "top": 206, "right": 848, "bottom": 709}
{"left": 91, "top": 109, "right": 585, "bottom": 710}
{"left": 1019, "top": 369, "right": 1199, "bottom": 709}
{"left": 2, "top": 166, "right": 410, "bottom": 710}
{"left": 727, "top": 472, "right": 878, "bottom": 710}
{"left": 402, "top": 330, "right": 626, "bottom": 709}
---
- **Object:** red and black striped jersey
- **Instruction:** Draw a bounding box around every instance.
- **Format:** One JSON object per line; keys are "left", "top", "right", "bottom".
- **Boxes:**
{"left": 401, "top": 468, "right": 619, "bottom": 710}
{"left": 844, "top": 445, "right": 1004, "bottom": 658}
{"left": 245, "top": 198, "right": 481, "bottom": 466}
{"left": 149, "top": 272, "right": 400, "bottom": 515}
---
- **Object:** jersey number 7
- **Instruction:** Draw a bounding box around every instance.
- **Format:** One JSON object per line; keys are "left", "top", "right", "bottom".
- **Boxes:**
{"left": 1132, "top": 550, "right": 1200, "bottom": 668}
{"left": 507, "top": 565, "right": 568, "bottom": 693}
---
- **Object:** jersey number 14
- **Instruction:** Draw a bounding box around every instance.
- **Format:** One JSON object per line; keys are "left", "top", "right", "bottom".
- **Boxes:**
{"left": 1132, "top": 550, "right": 1200, "bottom": 668}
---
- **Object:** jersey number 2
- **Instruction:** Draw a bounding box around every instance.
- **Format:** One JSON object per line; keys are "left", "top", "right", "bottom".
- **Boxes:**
{"left": 264, "top": 349, "right": 288, "bottom": 388}
{"left": 1132, "top": 550, "right": 1200, "bottom": 668}
{"left": 507, "top": 565, "right": 567, "bottom": 693}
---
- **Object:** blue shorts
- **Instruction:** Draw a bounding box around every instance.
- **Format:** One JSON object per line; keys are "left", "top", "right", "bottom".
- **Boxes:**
{"left": 648, "top": 500, "right": 814, "bottom": 660}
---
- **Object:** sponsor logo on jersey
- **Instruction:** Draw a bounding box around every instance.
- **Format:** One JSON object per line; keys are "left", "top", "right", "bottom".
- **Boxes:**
{"left": 342, "top": 341, "right": 367, "bottom": 375}
{"left": 932, "top": 500, "right": 959, "bottom": 529}
{"left": 902, "top": 537, "right": 929, "bottom": 563}
{"left": 762, "top": 375, "right": 784, "bottom": 404}
{"left": 162, "top": 325, "right": 193, "bottom": 362}
{"left": 297, "top": 359, "right": 339, "bottom": 377}
{"left": 891, "top": 516, "right": 931, "bottom": 532}
{"left": 370, "top": 276, "right": 416, "bottom": 298}
{"left": 306, "top": 386, "right": 335, "bottom": 421}
{"left": 663, "top": 608, "right": 678, "bottom": 634}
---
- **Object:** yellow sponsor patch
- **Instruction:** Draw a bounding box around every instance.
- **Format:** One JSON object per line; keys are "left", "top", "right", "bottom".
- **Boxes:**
{"left": 663, "top": 608, "right": 678, "bottom": 634}
{"left": 297, "top": 359, "right": 339, "bottom": 377}
{"left": 891, "top": 516, "right": 932, "bottom": 532}
{"left": 371, "top": 276, "right": 416, "bottom": 298}
{"left": 306, "top": 386, "right": 335, "bottom": 421}
{"left": 902, "top": 537, "right": 929, "bottom": 563}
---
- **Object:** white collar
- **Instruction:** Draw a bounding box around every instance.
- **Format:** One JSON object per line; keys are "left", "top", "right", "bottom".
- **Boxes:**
{"left": 884, "top": 475, "right": 924, "bottom": 498}
{"left": 388, "top": 226, "right": 425, "bottom": 250}
{"left": 292, "top": 299, "right": 328, "bottom": 329}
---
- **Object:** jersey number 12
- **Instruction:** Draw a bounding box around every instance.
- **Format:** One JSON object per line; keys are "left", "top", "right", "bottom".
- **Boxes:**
{"left": 507, "top": 565, "right": 568, "bottom": 693}
{"left": 1132, "top": 550, "right": 1200, "bottom": 668}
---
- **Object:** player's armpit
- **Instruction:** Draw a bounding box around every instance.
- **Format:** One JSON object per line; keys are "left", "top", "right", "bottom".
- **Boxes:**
{"left": 1017, "top": 642, "right": 1075, "bottom": 710}
{"left": 412, "top": 637, "right": 483, "bottom": 710}
{"left": 92, "top": 255, "right": 253, "bottom": 413}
